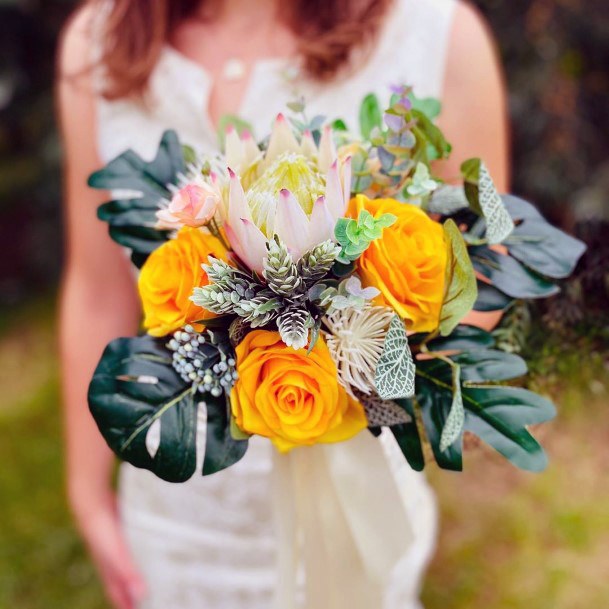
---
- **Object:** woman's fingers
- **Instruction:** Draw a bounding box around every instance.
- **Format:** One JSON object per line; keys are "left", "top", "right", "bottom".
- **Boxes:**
{"left": 79, "top": 499, "right": 147, "bottom": 609}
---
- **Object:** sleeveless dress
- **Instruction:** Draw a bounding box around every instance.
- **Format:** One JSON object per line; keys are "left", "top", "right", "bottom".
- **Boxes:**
{"left": 94, "top": 1, "right": 458, "bottom": 607}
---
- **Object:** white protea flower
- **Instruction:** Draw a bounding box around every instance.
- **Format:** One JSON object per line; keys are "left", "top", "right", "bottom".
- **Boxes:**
{"left": 222, "top": 115, "right": 351, "bottom": 273}
{"left": 323, "top": 306, "right": 395, "bottom": 395}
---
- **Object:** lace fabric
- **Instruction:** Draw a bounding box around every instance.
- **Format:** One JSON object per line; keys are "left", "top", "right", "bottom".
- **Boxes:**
{"left": 95, "top": 1, "right": 459, "bottom": 606}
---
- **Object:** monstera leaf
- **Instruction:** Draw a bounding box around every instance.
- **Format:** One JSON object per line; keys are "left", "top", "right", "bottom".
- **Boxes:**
{"left": 415, "top": 355, "right": 555, "bottom": 472}
{"left": 89, "top": 130, "right": 187, "bottom": 267}
{"left": 502, "top": 195, "right": 587, "bottom": 279}
{"left": 88, "top": 335, "right": 248, "bottom": 482}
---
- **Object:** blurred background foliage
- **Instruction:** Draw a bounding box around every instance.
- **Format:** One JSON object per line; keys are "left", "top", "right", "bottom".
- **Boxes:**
{"left": 0, "top": 0, "right": 607, "bottom": 608}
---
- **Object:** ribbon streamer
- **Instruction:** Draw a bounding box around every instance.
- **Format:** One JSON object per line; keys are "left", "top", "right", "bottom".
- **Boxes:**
{"left": 272, "top": 430, "right": 414, "bottom": 609}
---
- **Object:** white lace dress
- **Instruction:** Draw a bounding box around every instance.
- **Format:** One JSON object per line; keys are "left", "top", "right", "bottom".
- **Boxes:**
{"left": 94, "top": 1, "right": 458, "bottom": 607}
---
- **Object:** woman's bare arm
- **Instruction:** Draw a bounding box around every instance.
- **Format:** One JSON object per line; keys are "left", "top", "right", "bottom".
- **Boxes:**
{"left": 436, "top": 2, "right": 511, "bottom": 329}
{"left": 57, "top": 8, "right": 145, "bottom": 609}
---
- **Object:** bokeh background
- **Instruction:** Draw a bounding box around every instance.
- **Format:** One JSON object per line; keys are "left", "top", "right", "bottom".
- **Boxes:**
{"left": 0, "top": 0, "right": 608, "bottom": 607}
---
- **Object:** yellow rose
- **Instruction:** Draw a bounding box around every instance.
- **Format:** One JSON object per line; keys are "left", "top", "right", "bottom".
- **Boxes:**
{"left": 231, "top": 331, "right": 367, "bottom": 452}
{"left": 349, "top": 194, "right": 447, "bottom": 333}
{"left": 138, "top": 227, "right": 228, "bottom": 337}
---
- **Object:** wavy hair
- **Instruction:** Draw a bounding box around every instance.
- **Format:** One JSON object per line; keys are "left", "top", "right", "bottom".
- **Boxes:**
{"left": 86, "top": 0, "right": 394, "bottom": 99}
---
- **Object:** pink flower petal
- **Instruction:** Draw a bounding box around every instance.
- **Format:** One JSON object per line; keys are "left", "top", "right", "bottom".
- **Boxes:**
{"left": 306, "top": 196, "right": 336, "bottom": 250}
{"left": 274, "top": 189, "right": 310, "bottom": 260}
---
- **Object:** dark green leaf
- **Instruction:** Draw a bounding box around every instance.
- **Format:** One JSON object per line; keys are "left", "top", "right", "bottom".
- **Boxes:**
{"left": 416, "top": 358, "right": 555, "bottom": 472}
{"left": 203, "top": 395, "right": 249, "bottom": 475}
{"left": 473, "top": 282, "right": 514, "bottom": 311}
{"left": 502, "top": 195, "right": 587, "bottom": 279}
{"left": 416, "top": 362, "right": 463, "bottom": 471}
{"left": 88, "top": 336, "right": 198, "bottom": 483}
{"left": 423, "top": 324, "right": 496, "bottom": 353}
{"left": 390, "top": 399, "right": 425, "bottom": 471}
{"left": 89, "top": 130, "right": 186, "bottom": 264}
{"left": 451, "top": 349, "right": 528, "bottom": 382}
{"left": 463, "top": 386, "right": 555, "bottom": 472}
{"left": 470, "top": 245, "right": 560, "bottom": 299}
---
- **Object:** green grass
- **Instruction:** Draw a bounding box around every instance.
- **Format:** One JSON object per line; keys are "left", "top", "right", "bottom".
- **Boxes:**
{"left": 1, "top": 297, "right": 608, "bottom": 608}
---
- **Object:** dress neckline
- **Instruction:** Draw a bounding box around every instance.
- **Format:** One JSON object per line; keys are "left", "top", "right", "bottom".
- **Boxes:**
{"left": 160, "top": 44, "right": 296, "bottom": 134}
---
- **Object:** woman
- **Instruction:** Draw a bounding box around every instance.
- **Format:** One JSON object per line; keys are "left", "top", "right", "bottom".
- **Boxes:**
{"left": 58, "top": 1, "right": 509, "bottom": 608}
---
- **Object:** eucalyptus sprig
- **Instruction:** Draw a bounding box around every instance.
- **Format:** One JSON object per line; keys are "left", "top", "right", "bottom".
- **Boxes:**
{"left": 334, "top": 210, "right": 397, "bottom": 264}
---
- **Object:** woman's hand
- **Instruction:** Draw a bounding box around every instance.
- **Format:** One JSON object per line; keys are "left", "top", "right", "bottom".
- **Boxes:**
{"left": 72, "top": 492, "right": 147, "bottom": 609}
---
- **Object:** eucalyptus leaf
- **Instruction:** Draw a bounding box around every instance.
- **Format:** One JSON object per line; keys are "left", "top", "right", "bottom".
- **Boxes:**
{"left": 374, "top": 315, "right": 416, "bottom": 400}
{"left": 439, "top": 220, "right": 478, "bottom": 335}
{"left": 359, "top": 93, "right": 383, "bottom": 139}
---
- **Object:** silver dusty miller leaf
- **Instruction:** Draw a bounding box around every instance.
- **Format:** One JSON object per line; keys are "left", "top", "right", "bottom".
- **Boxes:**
{"left": 479, "top": 162, "right": 514, "bottom": 245}
{"left": 374, "top": 315, "right": 415, "bottom": 400}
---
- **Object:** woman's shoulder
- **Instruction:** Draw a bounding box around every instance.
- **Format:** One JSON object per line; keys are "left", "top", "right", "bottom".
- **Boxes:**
{"left": 57, "top": 4, "right": 100, "bottom": 78}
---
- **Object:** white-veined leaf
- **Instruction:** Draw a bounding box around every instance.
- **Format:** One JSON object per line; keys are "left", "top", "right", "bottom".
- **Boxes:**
{"left": 374, "top": 315, "right": 416, "bottom": 400}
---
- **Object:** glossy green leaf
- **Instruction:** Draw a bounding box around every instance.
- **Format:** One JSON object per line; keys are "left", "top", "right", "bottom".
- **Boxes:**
{"left": 451, "top": 349, "right": 528, "bottom": 382}
{"left": 88, "top": 336, "right": 199, "bottom": 482}
{"left": 89, "top": 130, "right": 186, "bottom": 266}
{"left": 502, "top": 195, "right": 587, "bottom": 279}
{"left": 439, "top": 220, "right": 478, "bottom": 335}
{"left": 359, "top": 93, "right": 383, "bottom": 139}
{"left": 470, "top": 245, "right": 560, "bottom": 299}
{"left": 423, "top": 324, "right": 495, "bottom": 353}
{"left": 415, "top": 361, "right": 463, "bottom": 470}
{"left": 415, "top": 358, "right": 555, "bottom": 472}
{"left": 390, "top": 399, "right": 425, "bottom": 472}
{"left": 203, "top": 395, "right": 249, "bottom": 475}
{"left": 463, "top": 386, "right": 555, "bottom": 472}
{"left": 473, "top": 282, "right": 514, "bottom": 311}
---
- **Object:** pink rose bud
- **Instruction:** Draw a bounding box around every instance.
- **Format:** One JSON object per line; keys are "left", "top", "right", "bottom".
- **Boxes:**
{"left": 156, "top": 183, "right": 221, "bottom": 229}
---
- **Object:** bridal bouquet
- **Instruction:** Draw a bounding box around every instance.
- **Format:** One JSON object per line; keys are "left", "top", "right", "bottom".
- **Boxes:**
{"left": 88, "top": 87, "right": 585, "bottom": 482}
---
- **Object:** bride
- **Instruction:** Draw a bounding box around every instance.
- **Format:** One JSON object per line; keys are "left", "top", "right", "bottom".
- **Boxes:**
{"left": 58, "top": 0, "right": 508, "bottom": 607}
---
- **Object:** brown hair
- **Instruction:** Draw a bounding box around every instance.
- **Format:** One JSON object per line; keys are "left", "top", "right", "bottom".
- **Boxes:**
{"left": 88, "top": 0, "right": 394, "bottom": 99}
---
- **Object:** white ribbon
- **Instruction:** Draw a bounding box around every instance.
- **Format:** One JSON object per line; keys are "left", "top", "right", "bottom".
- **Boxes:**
{"left": 272, "top": 431, "right": 414, "bottom": 609}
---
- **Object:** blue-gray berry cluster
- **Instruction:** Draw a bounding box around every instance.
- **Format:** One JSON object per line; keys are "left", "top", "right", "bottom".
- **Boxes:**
{"left": 166, "top": 325, "right": 237, "bottom": 397}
